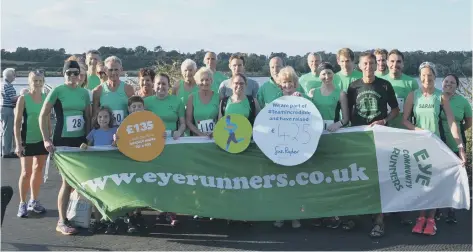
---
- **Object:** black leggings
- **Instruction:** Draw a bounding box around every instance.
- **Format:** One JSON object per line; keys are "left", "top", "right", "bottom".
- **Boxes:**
{"left": 1, "top": 186, "right": 13, "bottom": 225}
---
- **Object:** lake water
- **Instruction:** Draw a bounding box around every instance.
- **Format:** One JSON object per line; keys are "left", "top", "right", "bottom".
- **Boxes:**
{"left": 9, "top": 76, "right": 451, "bottom": 93}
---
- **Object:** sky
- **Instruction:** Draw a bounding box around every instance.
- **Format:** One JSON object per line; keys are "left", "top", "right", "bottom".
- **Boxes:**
{"left": 1, "top": 0, "right": 472, "bottom": 56}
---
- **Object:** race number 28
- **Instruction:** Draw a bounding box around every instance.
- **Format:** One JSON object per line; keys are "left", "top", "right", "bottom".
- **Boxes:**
{"left": 66, "top": 115, "right": 85, "bottom": 132}
{"left": 126, "top": 121, "right": 154, "bottom": 134}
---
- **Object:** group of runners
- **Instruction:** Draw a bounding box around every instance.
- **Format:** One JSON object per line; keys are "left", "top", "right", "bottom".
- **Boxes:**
{"left": 3, "top": 47, "right": 471, "bottom": 238}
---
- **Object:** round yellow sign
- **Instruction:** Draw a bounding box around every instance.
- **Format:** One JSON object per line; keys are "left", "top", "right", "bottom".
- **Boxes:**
{"left": 213, "top": 114, "right": 252, "bottom": 154}
{"left": 116, "top": 111, "right": 165, "bottom": 162}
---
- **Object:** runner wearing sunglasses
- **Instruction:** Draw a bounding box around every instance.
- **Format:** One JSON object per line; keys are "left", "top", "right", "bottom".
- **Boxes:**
{"left": 39, "top": 60, "right": 92, "bottom": 235}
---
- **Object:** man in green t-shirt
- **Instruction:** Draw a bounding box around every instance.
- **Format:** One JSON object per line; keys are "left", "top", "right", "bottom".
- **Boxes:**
{"left": 86, "top": 50, "right": 102, "bottom": 90}
{"left": 257, "top": 56, "right": 283, "bottom": 108}
{"left": 381, "top": 49, "right": 419, "bottom": 129}
{"left": 333, "top": 48, "right": 363, "bottom": 92}
{"left": 203, "top": 51, "right": 228, "bottom": 92}
{"left": 298, "top": 53, "right": 322, "bottom": 93}
{"left": 374, "top": 48, "right": 389, "bottom": 77}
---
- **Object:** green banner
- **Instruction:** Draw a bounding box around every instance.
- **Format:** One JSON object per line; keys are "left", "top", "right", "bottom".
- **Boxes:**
{"left": 54, "top": 131, "right": 381, "bottom": 221}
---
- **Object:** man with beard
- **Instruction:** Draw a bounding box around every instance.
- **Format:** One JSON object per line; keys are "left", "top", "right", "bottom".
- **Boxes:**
{"left": 374, "top": 49, "right": 389, "bottom": 77}
{"left": 381, "top": 49, "right": 419, "bottom": 129}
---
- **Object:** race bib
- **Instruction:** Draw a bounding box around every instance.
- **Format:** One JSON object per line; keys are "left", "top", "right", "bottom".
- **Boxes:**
{"left": 388, "top": 97, "right": 405, "bottom": 113}
{"left": 397, "top": 98, "right": 405, "bottom": 113}
{"left": 112, "top": 110, "right": 125, "bottom": 126}
{"left": 323, "top": 120, "right": 334, "bottom": 131}
{"left": 66, "top": 115, "right": 84, "bottom": 132}
{"left": 198, "top": 119, "right": 215, "bottom": 133}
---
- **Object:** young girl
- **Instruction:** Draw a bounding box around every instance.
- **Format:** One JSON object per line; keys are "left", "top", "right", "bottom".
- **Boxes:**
{"left": 85, "top": 107, "right": 117, "bottom": 147}
{"left": 80, "top": 106, "right": 117, "bottom": 233}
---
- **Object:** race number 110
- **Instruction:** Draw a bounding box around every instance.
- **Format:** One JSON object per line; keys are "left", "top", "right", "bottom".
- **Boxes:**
{"left": 126, "top": 121, "right": 154, "bottom": 134}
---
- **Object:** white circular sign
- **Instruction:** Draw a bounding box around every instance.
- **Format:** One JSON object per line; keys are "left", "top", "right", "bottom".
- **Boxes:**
{"left": 253, "top": 96, "right": 324, "bottom": 166}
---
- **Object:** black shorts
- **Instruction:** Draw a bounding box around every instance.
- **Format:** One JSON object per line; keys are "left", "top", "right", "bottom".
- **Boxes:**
{"left": 23, "top": 141, "right": 48, "bottom": 156}
{"left": 53, "top": 136, "right": 86, "bottom": 148}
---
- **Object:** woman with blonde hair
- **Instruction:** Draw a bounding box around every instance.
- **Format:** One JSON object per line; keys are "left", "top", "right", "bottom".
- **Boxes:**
{"left": 185, "top": 67, "right": 220, "bottom": 137}
{"left": 13, "top": 70, "right": 50, "bottom": 218}
{"left": 403, "top": 62, "right": 466, "bottom": 236}
{"left": 272, "top": 66, "right": 304, "bottom": 229}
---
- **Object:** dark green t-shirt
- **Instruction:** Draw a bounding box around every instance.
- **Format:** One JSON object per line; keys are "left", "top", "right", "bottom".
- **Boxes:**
{"left": 347, "top": 77, "right": 398, "bottom": 126}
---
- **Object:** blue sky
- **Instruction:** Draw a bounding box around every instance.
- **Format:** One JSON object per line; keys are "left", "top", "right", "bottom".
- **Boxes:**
{"left": 1, "top": 0, "right": 471, "bottom": 55}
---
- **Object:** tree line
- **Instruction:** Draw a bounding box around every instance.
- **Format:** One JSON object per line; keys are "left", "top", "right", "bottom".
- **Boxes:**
{"left": 1, "top": 46, "right": 472, "bottom": 77}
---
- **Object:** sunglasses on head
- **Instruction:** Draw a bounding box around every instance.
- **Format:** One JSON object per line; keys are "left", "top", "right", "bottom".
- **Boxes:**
{"left": 65, "top": 70, "right": 80, "bottom": 77}
{"left": 33, "top": 69, "right": 44, "bottom": 76}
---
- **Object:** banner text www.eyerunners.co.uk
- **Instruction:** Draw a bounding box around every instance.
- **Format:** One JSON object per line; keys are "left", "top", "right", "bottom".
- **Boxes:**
{"left": 80, "top": 163, "right": 370, "bottom": 193}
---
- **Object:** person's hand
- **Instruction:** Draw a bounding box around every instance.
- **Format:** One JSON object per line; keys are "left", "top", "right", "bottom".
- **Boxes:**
{"left": 459, "top": 148, "right": 467, "bottom": 166}
{"left": 15, "top": 145, "right": 24, "bottom": 157}
{"left": 414, "top": 127, "right": 424, "bottom": 131}
{"left": 327, "top": 122, "right": 342, "bottom": 132}
{"left": 79, "top": 143, "right": 88, "bottom": 150}
{"left": 370, "top": 119, "right": 385, "bottom": 127}
{"left": 44, "top": 139, "right": 55, "bottom": 153}
{"left": 162, "top": 131, "right": 167, "bottom": 139}
{"left": 113, "top": 134, "right": 119, "bottom": 141}
{"left": 172, "top": 131, "right": 180, "bottom": 140}
{"left": 206, "top": 132, "right": 213, "bottom": 139}
{"left": 292, "top": 91, "right": 302, "bottom": 97}
{"left": 308, "top": 89, "right": 315, "bottom": 98}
